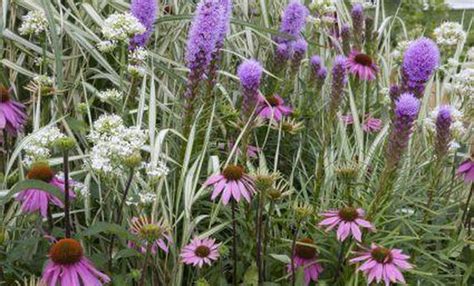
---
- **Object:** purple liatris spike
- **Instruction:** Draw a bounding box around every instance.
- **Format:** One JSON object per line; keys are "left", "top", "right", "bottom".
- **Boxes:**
{"left": 310, "top": 55, "right": 327, "bottom": 86}
{"left": 238, "top": 59, "right": 263, "bottom": 118}
{"left": 389, "top": 85, "right": 401, "bottom": 102}
{"left": 434, "top": 105, "right": 453, "bottom": 158}
{"left": 130, "top": 0, "right": 158, "bottom": 48}
{"left": 329, "top": 55, "right": 347, "bottom": 119}
{"left": 184, "top": 0, "right": 223, "bottom": 100}
{"left": 291, "top": 38, "right": 307, "bottom": 73}
{"left": 401, "top": 37, "right": 440, "bottom": 98}
{"left": 385, "top": 93, "right": 420, "bottom": 168}
{"left": 278, "top": 0, "right": 309, "bottom": 43}
{"left": 351, "top": 4, "right": 364, "bottom": 49}
{"left": 208, "top": 0, "right": 233, "bottom": 83}
{"left": 341, "top": 24, "right": 351, "bottom": 55}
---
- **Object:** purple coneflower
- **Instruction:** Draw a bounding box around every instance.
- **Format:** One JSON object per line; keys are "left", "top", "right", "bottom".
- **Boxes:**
{"left": 401, "top": 37, "right": 440, "bottom": 97}
{"left": 257, "top": 94, "right": 293, "bottom": 122}
{"left": 277, "top": 0, "right": 309, "bottom": 44}
{"left": 350, "top": 243, "right": 412, "bottom": 285}
{"left": 457, "top": 158, "right": 474, "bottom": 183}
{"left": 329, "top": 55, "right": 348, "bottom": 119}
{"left": 385, "top": 93, "right": 420, "bottom": 168}
{"left": 204, "top": 165, "right": 256, "bottom": 205}
{"left": 129, "top": 0, "right": 158, "bottom": 48}
{"left": 290, "top": 38, "right": 308, "bottom": 72}
{"left": 237, "top": 59, "right": 263, "bottom": 118}
{"left": 184, "top": 0, "right": 223, "bottom": 100}
{"left": 287, "top": 238, "right": 323, "bottom": 285}
{"left": 363, "top": 116, "right": 383, "bottom": 133}
{"left": 351, "top": 4, "right": 364, "bottom": 49}
{"left": 41, "top": 238, "right": 110, "bottom": 285}
{"left": 434, "top": 105, "right": 453, "bottom": 158}
{"left": 227, "top": 141, "right": 260, "bottom": 159}
{"left": 0, "top": 86, "right": 27, "bottom": 136}
{"left": 16, "top": 163, "right": 75, "bottom": 218}
{"left": 319, "top": 207, "right": 374, "bottom": 242}
{"left": 347, "top": 50, "right": 378, "bottom": 81}
{"left": 128, "top": 216, "right": 172, "bottom": 254}
{"left": 181, "top": 237, "right": 220, "bottom": 268}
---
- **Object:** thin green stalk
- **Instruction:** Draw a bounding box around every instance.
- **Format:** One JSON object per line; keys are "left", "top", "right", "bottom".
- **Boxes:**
{"left": 231, "top": 200, "right": 238, "bottom": 286}
{"left": 290, "top": 221, "right": 302, "bottom": 286}
{"left": 63, "top": 149, "right": 71, "bottom": 238}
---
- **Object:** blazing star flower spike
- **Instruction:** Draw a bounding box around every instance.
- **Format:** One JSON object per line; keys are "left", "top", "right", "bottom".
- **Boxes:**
{"left": 434, "top": 105, "right": 453, "bottom": 158}
{"left": 130, "top": 0, "right": 158, "bottom": 48}
{"left": 238, "top": 59, "right": 263, "bottom": 117}
{"left": 278, "top": 1, "right": 309, "bottom": 43}
{"left": 329, "top": 55, "right": 348, "bottom": 119}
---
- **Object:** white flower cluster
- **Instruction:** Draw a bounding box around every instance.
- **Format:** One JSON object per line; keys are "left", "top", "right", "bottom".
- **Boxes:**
{"left": 128, "top": 47, "right": 148, "bottom": 77}
{"left": 55, "top": 172, "right": 90, "bottom": 198}
{"left": 126, "top": 191, "right": 157, "bottom": 206}
{"left": 310, "top": 0, "right": 336, "bottom": 14}
{"left": 452, "top": 68, "right": 474, "bottom": 98}
{"left": 97, "top": 40, "right": 117, "bottom": 53}
{"left": 467, "top": 47, "right": 474, "bottom": 62}
{"left": 88, "top": 114, "right": 147, "bottom": 174}
{"left": 350, "top": 0, "right": 375, "bottom": 9}
{"left": 23, "top": 126, "right": 66, "bottom": 165}
{"left": 434, "top": 22, "right": 466, "bottom": 47}
{"left": 101, "top": 13, "right": 145, "bottom": 43}
{"left": 19, "top": 10, "right": 48, "bottom": 36}
{"left": 391, "top": 40, "right": 411, "bottom": 63}
{"left": 97, "top": 89, "right": 122, "bottom": 102}
{"left": 145, "top": 161, "right": 169, "bottom": 182}
{"left": 425, "top": 105, "right": 466, "bottom": 148}
{"left": 33, "top": 75, "right": 54, "bottom": 86}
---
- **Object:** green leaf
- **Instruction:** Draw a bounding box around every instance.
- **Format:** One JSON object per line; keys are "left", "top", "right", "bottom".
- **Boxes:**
{"left": 243, "top": 263, "right": 259, "bottom": 286}
{"left": 1, "top": 180, "right": 64, "bottom": 205}
{"left": 78, "top": 222, "right": 133, "bottom": 240}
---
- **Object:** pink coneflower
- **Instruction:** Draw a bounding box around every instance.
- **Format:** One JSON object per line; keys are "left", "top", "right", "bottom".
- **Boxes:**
{"left": 257, "top": 94, "right": 293, "bottom": 122}
{"left": 180, "top": 237, "right": 220, "bottom": 268}
{"left": 128, "top": 216, "right": 172, "bottom": 254}
{"left": 0, "top": 86, "right": 27, "bottom": 136}
{"left": 457, "top": 158, "right": 474, "bottom": 183}
{"left": 204, "top": 165, "right": 256, "bottom": 205}
{"left": 363, "top": 116, "right": 382, "bottom": 133}
{"left": 350, "top": 243, "right": 412, "bottom": 285}
{"left": 41, "top": 238, "right": 110, "bottom": 285}
{"left": 318, "top": 207, "right": 374, "bottom": 242}
{"left": 347, "top": 51, "right": 378, "bottom": 81}
{"left": 227, "top": 141, "right": 260, "bottom": 159}
{"left": 287, "top": 238, "right": 323, "bottom": 285}
{"left": 16, "top": 163, "right": 75, "bottom": 218}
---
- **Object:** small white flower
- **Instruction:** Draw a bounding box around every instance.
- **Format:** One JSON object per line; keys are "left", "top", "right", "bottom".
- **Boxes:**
{"left": 19, "top": 10, "right": 48, "bottom": 36}
{"left": 434, "top": 22, "right": 466, "bottom": 47}
{"left": 102, "top": 13, "right": 146, "bottom": 42}
{"left": 33, "top": 75, "right": 54, "bottom": 86}
{"left": 23, "top": 126, "right": 66, "bottom": 165}
{"left": 467, "top": 47, "right": 474, "bottom": 61}
{"left": 447, "top": 58, "right": 459, "bottom": 68}
{"left": 97, "top": 89, "right": 122, "bottom": 102}
{"left": 145, "top": 161, "right": 169, "bottom": 182}
{"left": 97, "top": 40, "right": 117, "bottom": 53}
{"left": 310, "top": 0, "right": 336, "bottom": 13}
{"left": 129, "top": 47, "right": 148, "bottom": 63}
{"left": 127, "top": 65, "right": 146, "bottom": 77}
{"left": 452, "top": 68, "right": 474, "bottom": 98}
{"left": 138, "top": 192, "right": 157, "bottom": 204}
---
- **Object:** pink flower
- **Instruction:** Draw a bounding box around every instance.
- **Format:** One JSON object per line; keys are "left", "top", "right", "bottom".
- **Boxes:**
{"left": 457, "top": 158, "right": 474, "bottom": 183}
{"left": 226, "top": 141, "right": 260, "bottom": 158}
{"left": 363, "top": 116, "right": 382, "bottom": 133}
{"left": 340, "top": 114, "right": 354, "bottom": 125}
{"left": 257, "top": 94, "right": 292, "bottom": 122}
{"left": 318, "top": 207, "right": 374, "bottom": 242}
{"left": 128, "top": 216, "right": 172, "bottom": 254}
{"left": 350, "top": 244, "right": 413, "bottom": 286}
{"left": 41, "top": 238, "right": 110, "bottom": 285}
{"left": 287, "top": 238, "right": 323, "bottom": 285}
{"left": 204, "top": 165, "right": 256, "bottom": 205}
{"left": 347, "top": 50, "right": 378, "bottom": 81}
{"left": 0, "top": 86, "right": 27, "bottom": 136}
{"left": 180, "top": 237, "right": 220, "bottom": 268}
{"left": 16, "top": 163, "right": 76, "bottom": 218}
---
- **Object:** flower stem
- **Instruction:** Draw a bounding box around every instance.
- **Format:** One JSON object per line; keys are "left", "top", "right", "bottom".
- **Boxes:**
{"left": 290, "top": 222, "right": 301, "bottom": 286}
{"left": 255, "top": 192, "right": 264, "bottom": 285}
{"left": 461, "top": 184, "right": 473, "bottom": 227}
{"left": 139, "top": 244, "right": 152, "bottom": 286}
{"left": 63, "top": 149, "right": 71, "bottom": 238}
{"left": 231, "top": 200, "right": 238, "bottom": 286}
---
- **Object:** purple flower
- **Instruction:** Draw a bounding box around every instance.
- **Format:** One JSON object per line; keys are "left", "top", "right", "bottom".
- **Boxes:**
{"left": 130, "top": 0, "right": 158, "bottom": 48}
{"left": 237, "top": 59, "right": 263, "bottom": 117}
{"left": 319, "top": 207, "right": 374, "bottom": 242}
{"left": 184, "top": 0, "right": 223, "bottom": 100}
{"left": 0, "top": 86, "right": 27, "bottom": 136}
{"left": 208, "top": 0, "right": 233, "bottom": 83}
{"left": 181, "top": 237, "right": 220, "bottom": 268}
{"left": 16, "top": 163, "right": 76, "bottom": 218}
{"left": 41, "top": 238, "right": 110, "bottom": 285}
{"left": 329, "top": 55, "right": 348, "bottom": 119}
{"left": 402, "top": 37, "right": 440, "bottom": 97}
{"left": 351, "top": 4, "right": 364, "bottom": 49}
{"left": 257, "top": 94, "right": 293, "bottom": 122}
{"left": 457, "top": 158, "right": 474, "bottom": 183}
{"left": 347, "top": 50, "right": 378, "bottom": 81}
{"left": 278, "top": 0, "right": 309, "bottom": 43}
{"left": 363, "top": 116, "right": 383, "bottom": 133}
{"left": 385, "top": 93, "right": 420, "bottom": 168}
{"left": 128, "top": 216, "right": 172, "bottom": 255}
{"left": 434, "top": 105, "right": 452, "bottom": 158}
{"left": 287, "top": 238, "right": 323, "bottom": 285}
{"left": 389, "top": 85, "right": 401, "bottom": 102}
{"left": 310, "top": 55, "right": 327, "bottom": 85}
{"left": 341, "top": 24, "right": 351, "bottom": 55}
{"left": 291, "top": 38, "right": 308, "bottom": 72}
